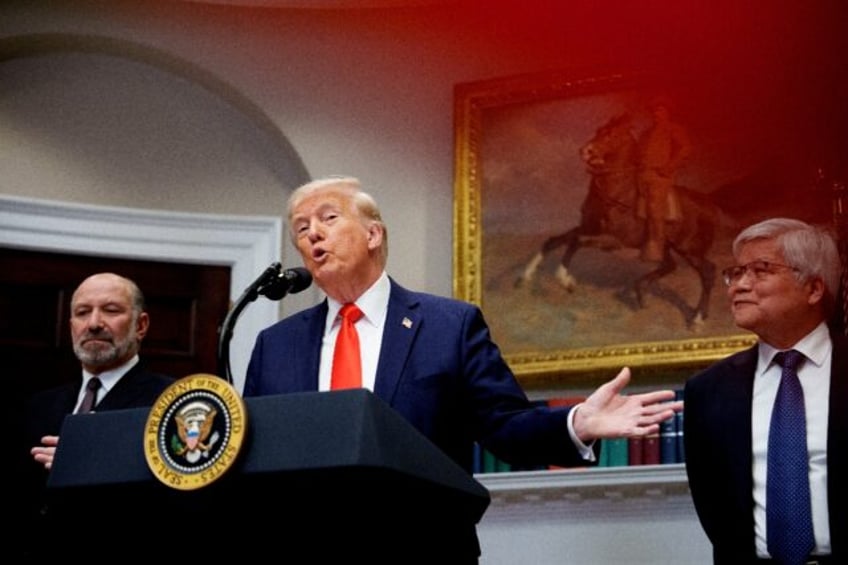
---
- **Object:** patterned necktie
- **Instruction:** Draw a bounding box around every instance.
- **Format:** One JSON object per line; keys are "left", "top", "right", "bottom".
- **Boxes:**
{"left": 330, "top": 303, "right": 363, "bottom": 390}
{"left": 767, "top": 349, "right": 814, "bottom": 565}
{"left": 77, "top": 377, "right": 102, "bottom": 414}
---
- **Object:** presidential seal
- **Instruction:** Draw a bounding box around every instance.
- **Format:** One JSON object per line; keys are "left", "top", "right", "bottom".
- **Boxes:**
{"left": 144, "top": 373, "right": 247, "bottom": 491}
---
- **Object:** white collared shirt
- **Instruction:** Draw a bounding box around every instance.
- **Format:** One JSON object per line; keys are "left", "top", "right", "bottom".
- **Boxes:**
{"left": 752, "top": 322, "right": 831, "bottom": 557}
{"left": 74, "top": 354, "right": 140, "bottom": 413}
{"left": 318, "top": 271, "right": 389, "bottom": 392}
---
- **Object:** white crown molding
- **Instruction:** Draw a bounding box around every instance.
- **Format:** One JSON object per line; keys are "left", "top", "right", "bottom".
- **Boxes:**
{"left": 477, "top": 464, "right": 692, "bottom": 520}
{"left": 475, "top": 464, "right": 709, "bottom": 562}
{"left": 0, "top": 194, "right": 281, "bottom": 392}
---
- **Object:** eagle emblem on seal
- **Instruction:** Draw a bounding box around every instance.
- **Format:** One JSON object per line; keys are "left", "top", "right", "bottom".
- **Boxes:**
{"left": 172, "top": 400, "right": 220, "bottom": 463}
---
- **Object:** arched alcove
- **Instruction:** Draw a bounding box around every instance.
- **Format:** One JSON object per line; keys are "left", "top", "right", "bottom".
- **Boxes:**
{"left": 0, "top": 32, "right": 310, "bottom": 211}
{"left": 0, "top": 33, "right": 318, "bottom": 388}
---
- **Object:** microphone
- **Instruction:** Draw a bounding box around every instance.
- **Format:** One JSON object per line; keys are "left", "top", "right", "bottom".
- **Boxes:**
{"left": 259, "top": 266, "right": 312, "bottom": 300}
{"left": 217, "top": 263, "right": 313, "bottom": 385}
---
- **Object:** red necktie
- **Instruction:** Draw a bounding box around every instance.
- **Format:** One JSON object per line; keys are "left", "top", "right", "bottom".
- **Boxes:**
{"left": 331, "top": 303, "right": 363, "bottom": 390}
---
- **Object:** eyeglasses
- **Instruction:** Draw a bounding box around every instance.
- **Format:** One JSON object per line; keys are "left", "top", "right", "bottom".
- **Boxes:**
{"left": 721, "top": 260, "right": 799, "bottom": 286}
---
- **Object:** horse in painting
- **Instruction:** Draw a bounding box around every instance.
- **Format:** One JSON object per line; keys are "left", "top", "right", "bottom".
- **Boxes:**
{"left": 516, "top": 113, "right": 720, "bottom": 328}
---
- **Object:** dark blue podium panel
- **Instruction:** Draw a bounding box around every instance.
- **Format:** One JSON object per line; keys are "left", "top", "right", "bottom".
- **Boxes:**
{"left": 48, "top": 389, "right": 490, "bottom": 560}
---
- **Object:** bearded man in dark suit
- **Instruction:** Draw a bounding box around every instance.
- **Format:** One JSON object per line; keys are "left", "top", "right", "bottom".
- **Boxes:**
{"left": 17, "top": 272, "right": 174, "bottom": 559}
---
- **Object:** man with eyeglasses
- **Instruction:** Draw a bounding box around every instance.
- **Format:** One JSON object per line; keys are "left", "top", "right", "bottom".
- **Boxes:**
{"left": 684, "top": 217, "right": 846, "bottom": 564}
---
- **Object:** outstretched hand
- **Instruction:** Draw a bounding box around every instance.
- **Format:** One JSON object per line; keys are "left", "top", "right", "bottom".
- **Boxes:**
{"left": 572, "top": 367, "right": 682, "bottom": 443}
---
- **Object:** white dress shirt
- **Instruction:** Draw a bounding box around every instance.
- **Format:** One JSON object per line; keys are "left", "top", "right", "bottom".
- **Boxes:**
{"left": 74, "top": 354, "right": 140, "bottom": 413}
{"left": 318, "top": 272, "right": 389, "bottom": 392}
{"left": 752, "top": 322, "right": 831, "bottom": 557}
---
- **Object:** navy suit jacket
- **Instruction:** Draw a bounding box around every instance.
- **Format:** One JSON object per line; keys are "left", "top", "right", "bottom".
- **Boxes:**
{"left": 245, "top": 279, "right": 590, "bottom": 474}
{"left": 24, "top": 363, "right": 175, "bottom": 444}
{"left": 684, "top": 331, "right": 848, "bottom": 564}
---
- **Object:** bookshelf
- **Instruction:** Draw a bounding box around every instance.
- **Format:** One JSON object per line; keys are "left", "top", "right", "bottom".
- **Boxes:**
{"left": 473, "top": 388, "right": 685, "bottom": 473}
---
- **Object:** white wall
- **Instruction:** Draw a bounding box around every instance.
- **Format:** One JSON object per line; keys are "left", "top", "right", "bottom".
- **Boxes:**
{"left": 4, "top": 1, "right": 842, "bottom": 301}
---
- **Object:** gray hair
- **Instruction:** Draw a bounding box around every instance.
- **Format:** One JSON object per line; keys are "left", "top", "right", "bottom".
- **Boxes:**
{"left": 733, "top": 217, "right": 841, "bottom": 313}
{"left": 287, "top": 176, "right": 389, "bottom": 263}
{"left": 125, "top": 277, "right": 146, "bottom": 317}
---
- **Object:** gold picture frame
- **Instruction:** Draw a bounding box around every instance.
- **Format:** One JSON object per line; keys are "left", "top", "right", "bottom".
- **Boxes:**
{"left": 452, "top": 69, "right": 784, "bottom": 386}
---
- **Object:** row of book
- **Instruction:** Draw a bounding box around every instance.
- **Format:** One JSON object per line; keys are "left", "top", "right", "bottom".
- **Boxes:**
{"left": 472, "top": 389, "right": 684, "bottom": 474}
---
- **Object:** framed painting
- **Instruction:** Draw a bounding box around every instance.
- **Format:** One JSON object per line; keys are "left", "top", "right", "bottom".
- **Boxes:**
{"left": 452, "top": 69, "right": 835, "bottom": 385}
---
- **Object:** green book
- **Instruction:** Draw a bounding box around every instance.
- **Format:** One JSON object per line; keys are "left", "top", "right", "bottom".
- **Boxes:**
{"left": 598, "top": 439, "right": 611, "bottom": 467}
{"left": 482, "top": 448, "right": 497, "bottom": 473}
{"left": 606, "top": 437, "right": 629, "bottom": 467}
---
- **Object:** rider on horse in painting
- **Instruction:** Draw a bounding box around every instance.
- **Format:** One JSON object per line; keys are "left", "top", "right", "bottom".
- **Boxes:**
{"left": 636, "top": 95, "right": 693, "bottom": 262}
{"left": 579, "top": 112, "right": 639, "bottom": 239}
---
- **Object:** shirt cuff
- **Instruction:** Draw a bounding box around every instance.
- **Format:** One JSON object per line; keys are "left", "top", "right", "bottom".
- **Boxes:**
{"left": 567, "top": 403, "right": 596, "bottom": 462}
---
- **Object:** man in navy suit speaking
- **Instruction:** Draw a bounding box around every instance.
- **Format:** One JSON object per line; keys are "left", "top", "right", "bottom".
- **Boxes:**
{"left": 244, "top": 176, "right": 682, "bottom": 561}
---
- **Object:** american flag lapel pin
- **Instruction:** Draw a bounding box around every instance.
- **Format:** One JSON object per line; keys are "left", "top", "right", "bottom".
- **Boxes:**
{"left": 402, "top": 317, "right": 413, "bottom": 329}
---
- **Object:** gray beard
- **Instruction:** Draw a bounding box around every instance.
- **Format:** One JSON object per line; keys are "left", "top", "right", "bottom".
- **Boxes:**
{"left": 74, "top": 335, "right": 135, "bottom": 370}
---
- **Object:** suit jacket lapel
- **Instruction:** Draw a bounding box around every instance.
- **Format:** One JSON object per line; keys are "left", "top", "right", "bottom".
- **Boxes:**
{"left": 56, "top": 384, "right": 80, "bottom": 419}
{"left": 297, "top": 303, "right": 327, "bottom": 391}
{"left": 373, "top": 281, "right": 420, "bottom": 404}
{"left": 723, "top": 346, "right": 758, "bottom": 504}
{"left": 95, "top": 364, "right": 146, "bottom": 411}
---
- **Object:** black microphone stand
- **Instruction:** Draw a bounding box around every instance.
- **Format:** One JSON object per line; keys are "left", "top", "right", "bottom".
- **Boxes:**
{"left": 216, "top": 262, "right": 282, "bottom": 385}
